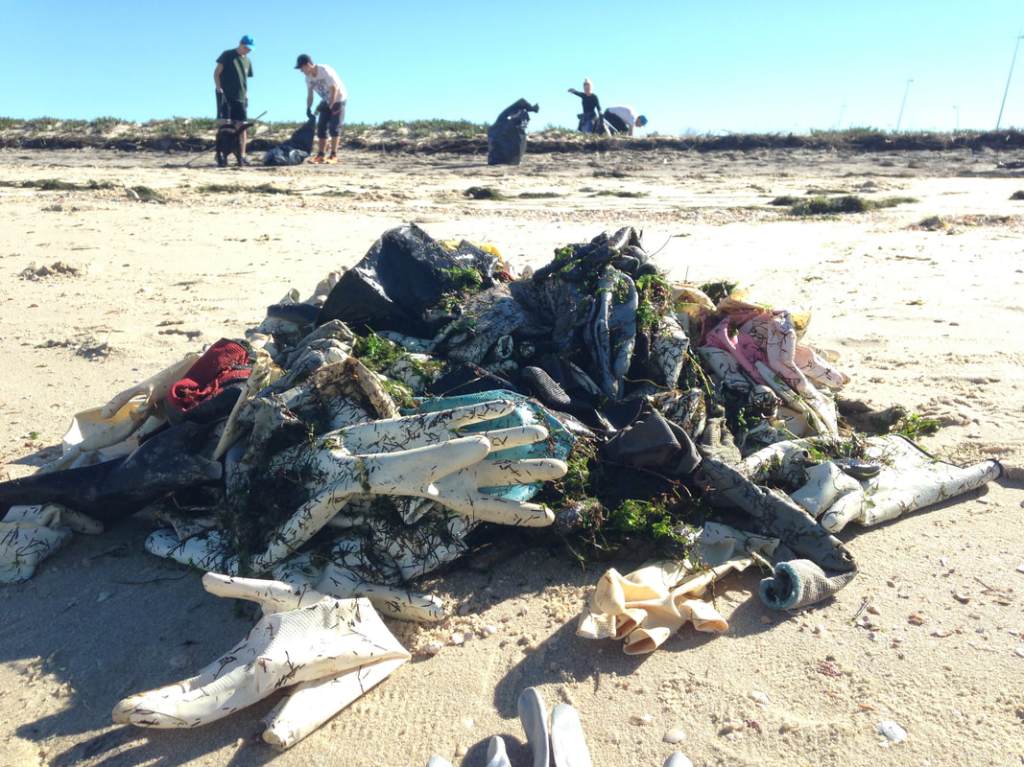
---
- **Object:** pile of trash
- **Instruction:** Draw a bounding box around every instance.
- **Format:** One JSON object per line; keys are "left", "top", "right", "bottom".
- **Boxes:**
{"left": 0, "top": 225, "right": 1001, "bottom": 748}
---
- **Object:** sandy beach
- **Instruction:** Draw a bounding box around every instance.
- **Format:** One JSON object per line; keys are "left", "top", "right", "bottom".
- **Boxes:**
{"left": 1, "top": 144, "right": 1022, "bottom": 767}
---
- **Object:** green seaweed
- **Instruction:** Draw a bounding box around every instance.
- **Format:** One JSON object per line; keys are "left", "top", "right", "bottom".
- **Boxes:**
{"left": 635, "top": 273, "right": 672, "bottom": 333}
{"left": 892, "top": 412, "right": 940, "bottom": 441}
{"left": 352, "top": 332, "right": 403, "bottom": 371}
{"left": 440, "top": 266, "right": 484, "bottom": 292}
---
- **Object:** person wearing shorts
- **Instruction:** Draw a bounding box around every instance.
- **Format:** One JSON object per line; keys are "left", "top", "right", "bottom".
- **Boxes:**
{"left": 214, "top": 35, "right": 254, "bottom": 159}
{"left": 295, "top": 54, "right": 348, "bottom": 164}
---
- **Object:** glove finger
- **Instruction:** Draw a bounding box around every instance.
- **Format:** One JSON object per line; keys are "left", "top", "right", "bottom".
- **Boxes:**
{"left": 472, "top": 458, "right": 568, "bottom": 487}
{"left": 550, "top": 703, "right": 593, "bottom": 767}
{"left": 262, "top": 657, "right": 408, "bottom": 750}
{"left": 421, "top": 399, "right": 517, "bottom": 430}
{"left": 337, "top": 400, "right": 515, "bottom": 453}
{"left": 477, "top": 425, "right": 548, "bottom": 452}
{"left": 202, "top": 573, "right": 322, "bottom": 613}
{"left": 318, "top": 565, "right": 446, "bottom": 623}
{"left": 485, "top": 735, "right": 512, "bottom": 767}
{"left": 145, "top": 528, "right": 236, "bottom": 574}
{"left": 248, "top": 482, "right": 354, "bottom": 573}
{"left": 113, "top": 663, "right": 254, "bottom": 728}
{"left": 447, "top": 495, "right": 554, "bottom": 527}
{"left": 364, "top": 436, "right": 491, "bottom": 495}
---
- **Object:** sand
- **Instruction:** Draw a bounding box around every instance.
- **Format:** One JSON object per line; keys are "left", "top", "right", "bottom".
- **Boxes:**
{"left": 0, "top": 144, "right": 1022, "bottom": 767}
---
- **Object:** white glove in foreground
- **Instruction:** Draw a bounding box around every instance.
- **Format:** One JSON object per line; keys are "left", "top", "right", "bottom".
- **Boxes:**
{"left": 0, "top": 503, "right": 103, "bottom": 583}
{"left": 112, "top": 573, "right": 409, "bottom": 749}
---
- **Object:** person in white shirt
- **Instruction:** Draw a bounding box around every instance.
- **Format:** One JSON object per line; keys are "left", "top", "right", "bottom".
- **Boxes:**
{"left": 295, "top": 54, "right": 348, "bottom": 164}
{"left": 603, "top": 106, "right": 649, "bottom": 136}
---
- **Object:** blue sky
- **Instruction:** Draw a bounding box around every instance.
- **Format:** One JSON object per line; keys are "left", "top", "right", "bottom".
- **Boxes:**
{"left": 1, "top": 0, "right": 1022, "bottom": 133}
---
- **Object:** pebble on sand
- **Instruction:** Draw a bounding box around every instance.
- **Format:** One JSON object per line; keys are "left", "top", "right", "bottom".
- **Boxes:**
{"left": 877, "top": 720, "right": 908, "bottom": 745}
{"left": 662, "top": 728, "right": 686, "bottom": 744}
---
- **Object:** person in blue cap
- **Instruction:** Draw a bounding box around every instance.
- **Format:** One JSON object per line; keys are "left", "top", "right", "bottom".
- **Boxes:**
{"left": 603, "top": 106, "right": 648, "bottom": 136}
{"left": 214, "top": 36, "right": 254, "bottom": 161}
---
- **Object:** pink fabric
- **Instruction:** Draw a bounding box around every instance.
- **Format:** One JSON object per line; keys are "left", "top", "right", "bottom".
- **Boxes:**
{"left": 703, "top": 318, "right": 765, "bottom": 384}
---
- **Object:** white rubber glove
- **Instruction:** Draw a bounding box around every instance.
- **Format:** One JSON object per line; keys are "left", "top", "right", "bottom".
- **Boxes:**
{"left": 820, "top": 435, "right": 1001, "bottom": 533}
{"left": 0, "top": 503, "right": 103, "bottom": 582}
{"left": 112, "top": 573, "right": 409, "bottom": 748}
{"left": 148, "top": 401, "right": 565, "bottom": 575}
{"left": 273, "top": 549, "right": 446, "bottom": 623}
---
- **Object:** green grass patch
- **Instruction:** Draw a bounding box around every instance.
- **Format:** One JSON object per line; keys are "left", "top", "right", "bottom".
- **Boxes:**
{"left": 376, "top": 118, "right": 487, "bottom": 139}
{"left": 197, "top": 183, "right": 293, "bottom": 195}
{"left": 916, "top": 215, "right": 947, "bottom": 230}
{"left": 517, "top": 191, "right": 563, "bottom": 199}
{"left": 787, "top": 195, "right": 916, "bottom": 216}
{"left": 127, "top": 185, "right": 166, "bottom": 203}
{"left": 0, "top": 178, "right": 115, "bottom": 191}
{"left": 591, "top": 190, "right": 647, "bottom": 198}
{"left": 464, "top": 186, "right": 505, "bottom": 200}
{"left": 769, "top": 195, "right": 800, "bottom": 206}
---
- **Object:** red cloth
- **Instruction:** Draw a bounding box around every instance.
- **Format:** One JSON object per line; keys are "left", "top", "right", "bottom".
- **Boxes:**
{"left": 166, "top": 339, "right": 252, "bottom": 414}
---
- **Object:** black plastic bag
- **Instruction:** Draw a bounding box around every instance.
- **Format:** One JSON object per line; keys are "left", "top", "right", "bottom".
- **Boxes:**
{"left": 487, "top": 98, "right": 536, "bottom": 166}
{"left": 263, "top": 116, "right": 316, "bottom": 166}
{"left": 0, "top": 423, "right": 222, "bottom": 523}
{"left": 317, "top": 224, "right": 502, "bottom": 336}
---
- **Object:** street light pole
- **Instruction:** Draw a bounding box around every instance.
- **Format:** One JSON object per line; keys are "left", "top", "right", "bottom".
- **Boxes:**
{"left": 896, "top": 79, "right": 913, "bottom": 132}
{"left": 954, "top": 105, "right": 960, "bottom": 132}
{"left": 996, "top": 31, "right": 1024, "bottom": 131}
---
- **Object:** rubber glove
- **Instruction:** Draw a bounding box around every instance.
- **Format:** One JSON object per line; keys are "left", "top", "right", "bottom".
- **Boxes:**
{"left": 0, "top": 503, "right": 102, "bottom": 582}
{"left": 112, "top": 573, "right": 409, "bottom": 748}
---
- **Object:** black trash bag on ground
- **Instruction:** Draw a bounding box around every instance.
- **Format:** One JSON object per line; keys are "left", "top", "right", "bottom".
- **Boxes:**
{"left": 487, "top": 98, "right": 537, "bottom": 166}
{"left": 317, "top": 224, "right": 503, "bottom": 337}
{"left": 0, "top": 423, "right": 222, "bottom": 523}
{"left": 263, "top": 116, "right": 316, "bottom": 166}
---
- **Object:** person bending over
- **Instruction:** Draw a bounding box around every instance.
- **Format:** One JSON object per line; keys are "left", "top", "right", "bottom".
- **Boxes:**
{"left": 603, "top": 105, "right": 648, "bottom": 136}
{"left": 296, "top": 54, "right": 348, "bottom": 165}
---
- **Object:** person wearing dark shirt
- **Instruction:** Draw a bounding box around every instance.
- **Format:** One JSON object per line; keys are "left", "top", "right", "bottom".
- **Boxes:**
{"left": 214, "top": 35, "right": 254, "bottom": 161}
{"left": 568, "top": 79, "right": 601, "bottom": 133}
